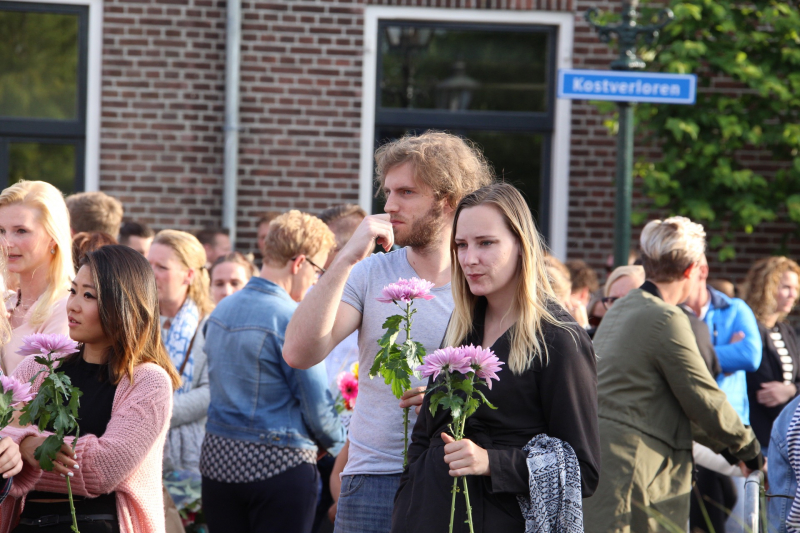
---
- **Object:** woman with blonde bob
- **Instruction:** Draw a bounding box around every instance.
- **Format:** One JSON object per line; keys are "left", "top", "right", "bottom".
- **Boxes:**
{"left": 584, "top": 216, "right": 763, "bottom": 533}
{"left": 742, "top": 256, "right": 800, "bottom": 448}
{"left": 146, "top": 230, "right": 214, "bottom": 481}
{"left": 0, "top": 181, "right": 73, "bottom": 374}
{"left": 392, "top": 183, "right": 600, "bottom": 533}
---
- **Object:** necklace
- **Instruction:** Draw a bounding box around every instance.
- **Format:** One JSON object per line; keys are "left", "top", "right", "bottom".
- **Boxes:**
{"left": 12, "top": 291, "right": 33, "bottom": 314}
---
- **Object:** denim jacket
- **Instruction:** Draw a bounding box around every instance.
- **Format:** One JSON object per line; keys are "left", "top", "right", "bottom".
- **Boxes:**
{"left": 767, "top": 396, "right": 800, "bottom": 533}
{"left": 204, "top": 277, "right": 345, "bottom": 456}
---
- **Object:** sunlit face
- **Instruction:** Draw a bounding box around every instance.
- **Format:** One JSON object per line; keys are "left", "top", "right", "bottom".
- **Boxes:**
{"left": 290, "top": 252, "right": 327, "bottom": 303}
{"left": 383, "top": 162, "right": 449, "bottom": 249}
{"left": 775, "top": 270, "right": 799, "bottom": 315}
{"left": 454, "top": 204, "right": 520, "bottom": 299}
{"left": 147, "top": 243, "right": 191, "bottom": 310}
{"left": 124, "top": 235, "right": 153, "bottom": 256}
{"left": 210, "top": 261, "right": 250, "bottom": 304}
{"left": 0, "top": 204, "right": 55, "bottom": 276}
{"left": 67, "top": 265, "right": 107, "bottom": 346}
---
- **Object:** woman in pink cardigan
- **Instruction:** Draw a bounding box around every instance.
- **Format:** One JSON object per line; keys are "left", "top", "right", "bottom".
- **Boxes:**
{"left": 1, "top": 245, "right": 181, "bottom": 533}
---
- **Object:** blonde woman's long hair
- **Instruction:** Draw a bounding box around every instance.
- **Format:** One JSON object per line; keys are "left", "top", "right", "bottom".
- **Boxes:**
{"left": 0, "top": 181, "right": 74, "bottom": 327}
{"left": 152, "top": 229, "right": 214, "bottom": 316}
{"left": 444, "top": 183, "right": 568, "bottom": 375}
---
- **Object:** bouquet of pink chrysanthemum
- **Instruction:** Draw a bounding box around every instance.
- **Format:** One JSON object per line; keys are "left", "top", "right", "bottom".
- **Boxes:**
{"left": 17, "top": 333, "right": 83, "bottom": 533}
{"left": 417, "top": 344, "right": 504, "bottom": 533}
{"left": 335, "top": 362, "right": 359, "bottom": 413}
{"left": 370, "top": 277, "right": 435, "bottom": 467}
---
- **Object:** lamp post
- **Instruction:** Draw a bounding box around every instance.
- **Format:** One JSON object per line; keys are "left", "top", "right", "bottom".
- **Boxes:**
{"left": 585, "top": 1, "right": 673, "bottom": 267}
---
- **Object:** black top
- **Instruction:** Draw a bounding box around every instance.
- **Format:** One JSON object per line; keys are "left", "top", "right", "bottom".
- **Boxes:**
{"left": 391, "top": 299, "right": 600, "bottom": 533}
{"left": 22, "top": 356, "right": 119, "bottom": 519}
{"left": 747, "top": 321, "right": 800, "bottom": 448}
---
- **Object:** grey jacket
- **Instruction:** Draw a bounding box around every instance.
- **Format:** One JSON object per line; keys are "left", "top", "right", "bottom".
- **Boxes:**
{"left": 164, "top": 317, "right": 209, "bottom": 474}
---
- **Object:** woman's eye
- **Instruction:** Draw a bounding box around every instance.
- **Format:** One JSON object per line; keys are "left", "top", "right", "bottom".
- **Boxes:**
{"left": 68, "top": 288, "right": 76, "bottom": 295}
{"left": 84, "top": 292, "right": 96, "bottom": 299}
{"left": 455, "top": 242, "right": 466, "bottom": 249}
{"left": 481, "top": 240, "right": 493, "bottom": 246}
{"left": 16, "top": 229, "right": 26, "bottom": 235}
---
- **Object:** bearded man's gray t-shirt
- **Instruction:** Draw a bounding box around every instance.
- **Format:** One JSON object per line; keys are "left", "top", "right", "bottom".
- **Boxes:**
{"left": 341, "top": 247, "right": 454, "bottom": 476}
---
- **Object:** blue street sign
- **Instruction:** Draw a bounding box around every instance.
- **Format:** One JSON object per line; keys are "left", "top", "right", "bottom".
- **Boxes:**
{"left": 557, "top": 69, "right": 697, "bottom": 104}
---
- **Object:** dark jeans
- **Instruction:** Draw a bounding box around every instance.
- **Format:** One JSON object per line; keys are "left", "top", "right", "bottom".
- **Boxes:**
{"left": 690, "top": 466, "right": 737, "bottom": 533}
{"left": 203, "top": 462, "right": 320, "bottom": 533}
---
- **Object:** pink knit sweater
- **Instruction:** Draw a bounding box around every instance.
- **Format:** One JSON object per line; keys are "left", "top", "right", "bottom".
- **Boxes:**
{"left": 0, "top": 355, "right": 173, "bottom": 533}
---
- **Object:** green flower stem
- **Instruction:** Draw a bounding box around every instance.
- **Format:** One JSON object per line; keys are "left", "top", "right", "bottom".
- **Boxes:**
{"left": 449, "top": 476, "right": 458, "bottom": 533}
{"left": 400, "top": 302, "right": 413, "bottom": 467}
{"left": 65, "top": 476, "right": 79, "bottom": 533}
{"left": 462, "top": 476, "right": 475, "bottom": 533}
{"left": 402, "top": 406, "right": 410, "bottom": 468}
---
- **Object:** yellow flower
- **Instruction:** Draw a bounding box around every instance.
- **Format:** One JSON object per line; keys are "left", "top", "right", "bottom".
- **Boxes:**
{"left": 350, "top": 362, "right": 359, "bottom": 381}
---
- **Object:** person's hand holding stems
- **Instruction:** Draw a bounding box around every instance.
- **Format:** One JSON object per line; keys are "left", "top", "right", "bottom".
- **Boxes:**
{"left": 441, "top": 433, "right": 490, "bottom": 477}
{"left": 20, "top": 436, "right": 78, "bottom": 477}
{"left": 399, "top": 386, "right": 425, "bottom": 415}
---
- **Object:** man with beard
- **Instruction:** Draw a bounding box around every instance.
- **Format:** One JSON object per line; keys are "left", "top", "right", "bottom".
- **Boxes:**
{"left": 284, "top": 132, "right": 494, "bottom": 533}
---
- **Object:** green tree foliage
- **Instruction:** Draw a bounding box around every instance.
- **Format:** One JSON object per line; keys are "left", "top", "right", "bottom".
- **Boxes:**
{"left": 599, "top": 1, "right": 800, "bottom": 260}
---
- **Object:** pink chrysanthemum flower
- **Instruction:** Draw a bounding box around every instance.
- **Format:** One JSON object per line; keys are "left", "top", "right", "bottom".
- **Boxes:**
{"left": 377, "top": 277, "right": 435, "bottom": 305}
{"left": 17, "top": 333, "right": 79, "bottom": 358}
{"left": 0, "top": 375, "right": 34, "bottom": 406}
{"left": 416, "top": 347, "right": 471, "bottom": 381}
{"left": 338, "top": 373, "right": 359, "bottom": 404}
{"left": 461, "top": 344, "right": 504, "bottom": 389}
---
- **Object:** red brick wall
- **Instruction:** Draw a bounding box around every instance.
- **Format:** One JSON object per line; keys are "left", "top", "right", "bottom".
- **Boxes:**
{"left": 97, "top": 0, "right": 800, "bottom": 282}
{"left": 99, "top": 0, "right": 227, "bottom": 232}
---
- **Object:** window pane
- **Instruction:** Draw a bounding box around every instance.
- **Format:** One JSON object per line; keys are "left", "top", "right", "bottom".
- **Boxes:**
{"left": 9, "top": 142, "right": 76, "bottom": 194}
{"left": 0, "top": 9, "right": 80, "bottom": 119}
{"left": 373, "top": 129, "right": 543, "bottom": 225}
{"left": 379, "top": 24, "right": 549, "bottom": 113}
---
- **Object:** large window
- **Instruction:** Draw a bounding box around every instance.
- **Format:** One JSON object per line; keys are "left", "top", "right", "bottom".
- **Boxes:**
{"left": 0, "top": 2, "right": 88, "bottom": 193}
{"left": 373, "top": 20, "right": 556, "bottom": 237}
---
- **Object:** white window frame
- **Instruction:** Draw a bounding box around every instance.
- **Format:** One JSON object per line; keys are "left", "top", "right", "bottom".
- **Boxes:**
{"left": 359, "top": 6, "right": 573, "bottom": 259}
{"left": 9, "top": 0, "right": 103, "bottom": 191}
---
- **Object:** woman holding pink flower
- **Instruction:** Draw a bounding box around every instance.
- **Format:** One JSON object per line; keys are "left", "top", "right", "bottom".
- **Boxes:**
{"left": 392, "top": 184, "right": 600, "bottom": 533}
{"left": 1, "top": 245, "right": 181, "bottom": 533}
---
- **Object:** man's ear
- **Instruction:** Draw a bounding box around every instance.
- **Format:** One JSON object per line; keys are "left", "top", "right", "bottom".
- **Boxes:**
{"left": 289, "top": 255, "right": 305, "bottom": 275}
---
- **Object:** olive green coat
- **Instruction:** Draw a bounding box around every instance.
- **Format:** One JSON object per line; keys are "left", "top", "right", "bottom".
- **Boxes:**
{"left": 583, "top": 288, "right": 760, "bottom": 533}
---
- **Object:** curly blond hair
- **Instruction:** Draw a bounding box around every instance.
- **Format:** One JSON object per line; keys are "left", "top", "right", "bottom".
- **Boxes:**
{"left": 742, "top": 256, "right": 800, "bottom": 323}
{"left": 375, "top": 131, "right": 494, "bottom": 209}
{"left": 263, "top": 210, "right": 335, "bottom": 267}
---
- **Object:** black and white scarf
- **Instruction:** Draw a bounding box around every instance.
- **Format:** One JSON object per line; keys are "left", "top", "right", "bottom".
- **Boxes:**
{"left": 517, "top": 434, "right": 584, "bottom": 533}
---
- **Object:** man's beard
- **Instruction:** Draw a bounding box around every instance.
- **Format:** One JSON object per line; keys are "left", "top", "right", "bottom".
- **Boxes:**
{"left": 394, "top": 202, "right": 445, "bottom": 250}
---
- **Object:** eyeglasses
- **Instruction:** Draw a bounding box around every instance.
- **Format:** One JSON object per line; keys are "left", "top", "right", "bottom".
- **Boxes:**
{"left": 293, "top": 256, "right": 326, "bottom": 276}
{"left": 601, "top": 296, "right": 620, "bottom": 310}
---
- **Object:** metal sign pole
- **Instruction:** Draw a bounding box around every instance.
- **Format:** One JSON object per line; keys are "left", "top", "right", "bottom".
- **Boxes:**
{"left": 585, "top": 1, "right": 674, "bottom": 267}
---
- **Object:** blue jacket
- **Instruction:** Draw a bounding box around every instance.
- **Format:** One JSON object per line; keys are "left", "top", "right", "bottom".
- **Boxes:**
{"left": 703, "top": 287, "right": 762, "bottom": 425}
{"left": 767, "top": 396, "right": 800, "bottom": 533}
{"left": 204, "top": 277, "right": 345, "bottom": 456}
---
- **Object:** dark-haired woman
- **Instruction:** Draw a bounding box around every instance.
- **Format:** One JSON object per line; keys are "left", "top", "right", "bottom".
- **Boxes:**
{"left": 392, "top": 183, "right": 601, "bottom": 533}
{"left": 1, "top": 245, "right": 181, "bottom": 533}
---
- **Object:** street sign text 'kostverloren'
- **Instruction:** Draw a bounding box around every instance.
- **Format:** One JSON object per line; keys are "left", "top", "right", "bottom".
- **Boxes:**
{"left": 558, "top": 69, "right": 697, "bottom": 104}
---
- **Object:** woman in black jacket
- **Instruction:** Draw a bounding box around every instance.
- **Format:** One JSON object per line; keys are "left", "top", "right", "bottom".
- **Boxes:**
{"left": 743, "top": 256, "right": 800, "bottom": 449}
{"left": 391, "top": 183, "right": 600, "bottom": 533}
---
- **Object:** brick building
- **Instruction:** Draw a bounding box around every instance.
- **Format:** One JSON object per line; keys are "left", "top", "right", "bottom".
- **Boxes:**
{"left": 2, "top": 0, "right": 797, "bottom": 281}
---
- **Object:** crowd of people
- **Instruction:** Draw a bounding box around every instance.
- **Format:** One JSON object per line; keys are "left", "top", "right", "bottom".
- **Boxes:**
{"left": 0, "top": 131, "right": 795, "bottom": 533}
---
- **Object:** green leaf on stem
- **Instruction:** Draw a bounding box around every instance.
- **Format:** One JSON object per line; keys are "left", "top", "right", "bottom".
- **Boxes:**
{"left": 429, "top": 391, "right": 445, "bottom": 416}
{"left": 34, "top": 434, "right": 65, "bottom": 472}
